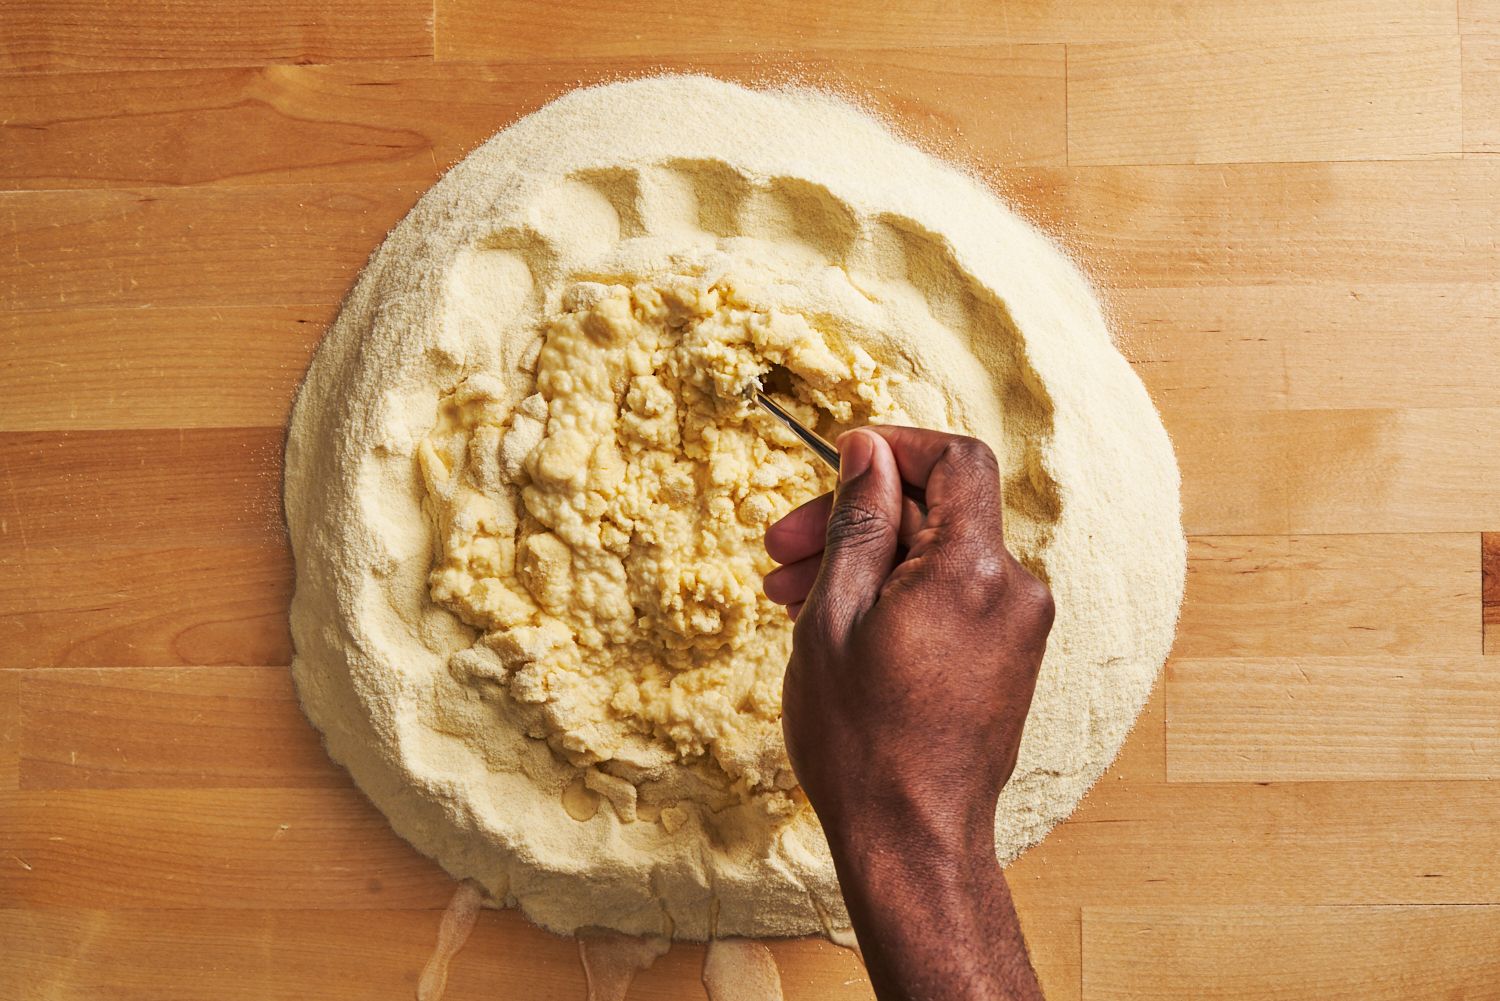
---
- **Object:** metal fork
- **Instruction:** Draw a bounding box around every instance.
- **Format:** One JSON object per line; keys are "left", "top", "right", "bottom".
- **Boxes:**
{"left": 748, "top": 389, "right": 926, "bottom": 508}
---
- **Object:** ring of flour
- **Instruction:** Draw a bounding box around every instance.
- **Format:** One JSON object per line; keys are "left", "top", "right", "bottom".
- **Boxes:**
{"left": 284, "top": 77, "right": 1185, "bottom": 940}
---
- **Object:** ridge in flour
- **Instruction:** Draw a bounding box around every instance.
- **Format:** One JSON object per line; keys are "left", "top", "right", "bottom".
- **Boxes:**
{"left": 283, "top": 75, "right": 1185, "bottom": 941}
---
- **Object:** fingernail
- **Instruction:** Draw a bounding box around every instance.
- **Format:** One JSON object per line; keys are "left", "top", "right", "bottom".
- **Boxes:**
{"left": 839, "top": 430, "right": 874, "bottom": 483}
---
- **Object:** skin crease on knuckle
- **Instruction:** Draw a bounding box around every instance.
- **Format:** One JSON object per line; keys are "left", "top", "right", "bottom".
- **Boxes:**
{"left": 823, "top": 494, "right": 896, "bottom": 553}
{"left": 946, "top": 435, "right": 997, "bottom": 469}
{"left": 941, "top": 437, "right": 1000, "bottom": 494}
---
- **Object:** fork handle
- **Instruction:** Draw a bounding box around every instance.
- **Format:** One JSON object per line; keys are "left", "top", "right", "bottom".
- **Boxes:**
{"left": 753, "top": 394, "right": 927, "bottom": 510}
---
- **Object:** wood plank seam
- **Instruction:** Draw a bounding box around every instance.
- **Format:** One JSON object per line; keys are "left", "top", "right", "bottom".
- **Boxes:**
{"left": 1483, "top": 532, "right": 1500, "bottom": 654}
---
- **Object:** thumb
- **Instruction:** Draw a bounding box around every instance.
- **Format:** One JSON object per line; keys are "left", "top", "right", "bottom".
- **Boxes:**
{"left": 804, "top": 429, "right": 904, "bottom": 633}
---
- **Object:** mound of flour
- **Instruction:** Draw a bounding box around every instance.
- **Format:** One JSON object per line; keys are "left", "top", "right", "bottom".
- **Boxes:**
{"left": 283, "top": 76, "right": 1185, "bottom": 940}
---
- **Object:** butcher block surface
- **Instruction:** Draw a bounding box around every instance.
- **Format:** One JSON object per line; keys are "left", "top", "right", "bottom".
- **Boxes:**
{"left": 4, "top": 2, "right": 1500, "bottom": 998}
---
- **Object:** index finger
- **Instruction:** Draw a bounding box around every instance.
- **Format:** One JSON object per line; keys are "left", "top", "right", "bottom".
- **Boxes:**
{"left": 765, "top": 491, "right": 833, "bottom": 565}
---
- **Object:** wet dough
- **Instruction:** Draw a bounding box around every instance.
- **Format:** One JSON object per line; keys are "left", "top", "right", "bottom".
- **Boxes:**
{"left": 419, "top": 278, "right": 904, "bottom": 809}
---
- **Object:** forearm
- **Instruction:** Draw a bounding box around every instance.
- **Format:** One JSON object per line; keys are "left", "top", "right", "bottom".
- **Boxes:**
{"left": 828, "top": 819, "right": 1043, "bottom": 1001}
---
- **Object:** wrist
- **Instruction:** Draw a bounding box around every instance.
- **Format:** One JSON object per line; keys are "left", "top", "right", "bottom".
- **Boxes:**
{"left": 813, "top": 785, "right": 1041, "bottom": 1001}
{"left": 818, "top": 786, "right": 999, "bottom": 893}
{"left": 823, "top": 803, "right": 1010, "bottom": 964}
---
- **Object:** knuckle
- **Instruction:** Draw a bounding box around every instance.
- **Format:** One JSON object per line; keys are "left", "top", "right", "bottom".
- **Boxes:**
{"left": 947, "top": 436, "right": 1001, "bottom": 483}
{"left": 824, "top": 499, "right": 891, "bottom": 550}
{"left": 968, "top": 548, "right": 1010, "bottom": 586}
{"left": 949, "top": 435, "right": 998, "bottom": 470}
{"left": 965, "top": 550, "right": 1054, "bottom": 623}
{"left": 1003, "top": 570, "right": 1056, "bottom": 647}
{"left": 946, "top": 547, "right": 1010, "bottom": 615}
{"left": 1023, "top": 575, "right": 1056, "bottom": 629}
{"left": 941, "top": 437, "right": 1003, "bottom": 508}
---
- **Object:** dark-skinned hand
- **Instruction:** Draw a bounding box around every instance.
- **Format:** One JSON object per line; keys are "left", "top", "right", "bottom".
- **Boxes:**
{"left": 763, "top": 425, "right": 1054, "bottom": 1001}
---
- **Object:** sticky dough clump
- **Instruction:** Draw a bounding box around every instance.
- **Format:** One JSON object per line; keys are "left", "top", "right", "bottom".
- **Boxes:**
{"left": 417, "top": 277, "right": 904, "bottom": 807}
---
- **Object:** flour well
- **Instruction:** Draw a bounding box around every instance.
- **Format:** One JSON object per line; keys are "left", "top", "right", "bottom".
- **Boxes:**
{"left": 284, "top": 76, "right": 1185, "bottom": 940}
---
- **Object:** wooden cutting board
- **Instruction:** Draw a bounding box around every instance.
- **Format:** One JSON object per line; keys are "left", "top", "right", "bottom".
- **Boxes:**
{"left": 4, "top": 2, "right": 1500, "bottom": 998}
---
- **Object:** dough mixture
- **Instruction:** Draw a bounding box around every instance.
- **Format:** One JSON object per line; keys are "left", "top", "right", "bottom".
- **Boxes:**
{"left": 420, "top": 278, "right": 905, "bottom": 815}
{"left": 284, "top": 76, "right": 1185, "bottom": 940}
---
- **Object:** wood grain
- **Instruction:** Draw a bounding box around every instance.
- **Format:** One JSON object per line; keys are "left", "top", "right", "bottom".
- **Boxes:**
{"left": 1463, "top": 0, "right": 1500, "bottom": 33}
{"left": 0, "top": 50, "right": 1065, "bottom": 191}
{"left": 12, "top": 281, "right": 1499, "bottom": 435}
{"left": 0, "top": 0, "right": 432, "bottom": 73}
{"left": 8, "top": 410, "right": 1497, "bottom": 564}
{"left": 1015, "top": 161, "right": 1500, "bottom": 289}
{"left": 652, "top": 907, "right": 1083, "bottom": 1001}
{"left": 0, "top": 64, "right": 461, "bottom": 188}
{"left": 7, "top": 535, "right": 1471, "bottom": 669}
{"left": 1117, "top": 283, "right": 1500, "bottom": 414}
{"left": 1165, "top": 657, "right": 1500, "bottom": 781}
{"left": 1466, "top": 34, "right": 1500, "bottom": 153}
{"left": 0, "top": 671, "right": 18, "bottom": 789}
{"left": 1068, "top": 38, "right": 1462, "bottom": 165}
{"left": 0, "top": 909, "right": 494, "bottom": 1001}
{"left": 9, "top": 776, "right": 1498, "bottom": 915}
{"left": 4, "top": 532, "right": 1472, "bottom": 670}
{"left": 0, "top": 185, "right": 419, "bottom": 312}
{"left": 1017, "top": 908, "right": 1080, "bottom": 1001}
{"left": 434, "top": 0, "right": 1458, "bottom": 59}
{"left": 6, "top": 163, "right": 1498, "bottom": 313}
{"left": 1174, "top": 408, "right": 1500, "bottom": 535}
{"left": 18, "top": 667, "right": 338, "bottom": 790}
{"left": 1484, "top": 533, "right": 1500, "bottom": 655}
{"left": 1176, "top": 534, "right": 1479, "bottom": 659}
{"left": 0, "top": 769, "right": 1075, "bottom": 1001}
{"left": 0, "top": 307, "right": 327, "bottom": 432}
{"left": 0, "top": 428, "right": 285, "bottom": 552}
{"left": 637, "top": 934, "right": 874, "bottom": 1001}
{"left": 1009, "top": 780, "right": 1500, "bottom": 909}
{"left": 0, "top": 909, "right": 951, "bottom": 1001}
{"left": 1081, "top": 906, "right": 1500, "bottom": 1000}
{"left": 0, "top": 906, "right": 882, "bottom": 1001}
{"left": 0, "top": 872, "right": 1077, "bottom": 1001}
{"left": 1099, "top": 685, "right": 1165, "bottom": 784}
{"left": 0, "top": 786, "right": 454, "bottom": 909}
{"left": 0, "top": 545, "right": 293, "bottom": 669}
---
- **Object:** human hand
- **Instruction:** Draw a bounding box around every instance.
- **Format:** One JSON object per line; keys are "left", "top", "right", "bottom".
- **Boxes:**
{"left": 763, "top": 427, "right": 1054, "bottom": 856}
